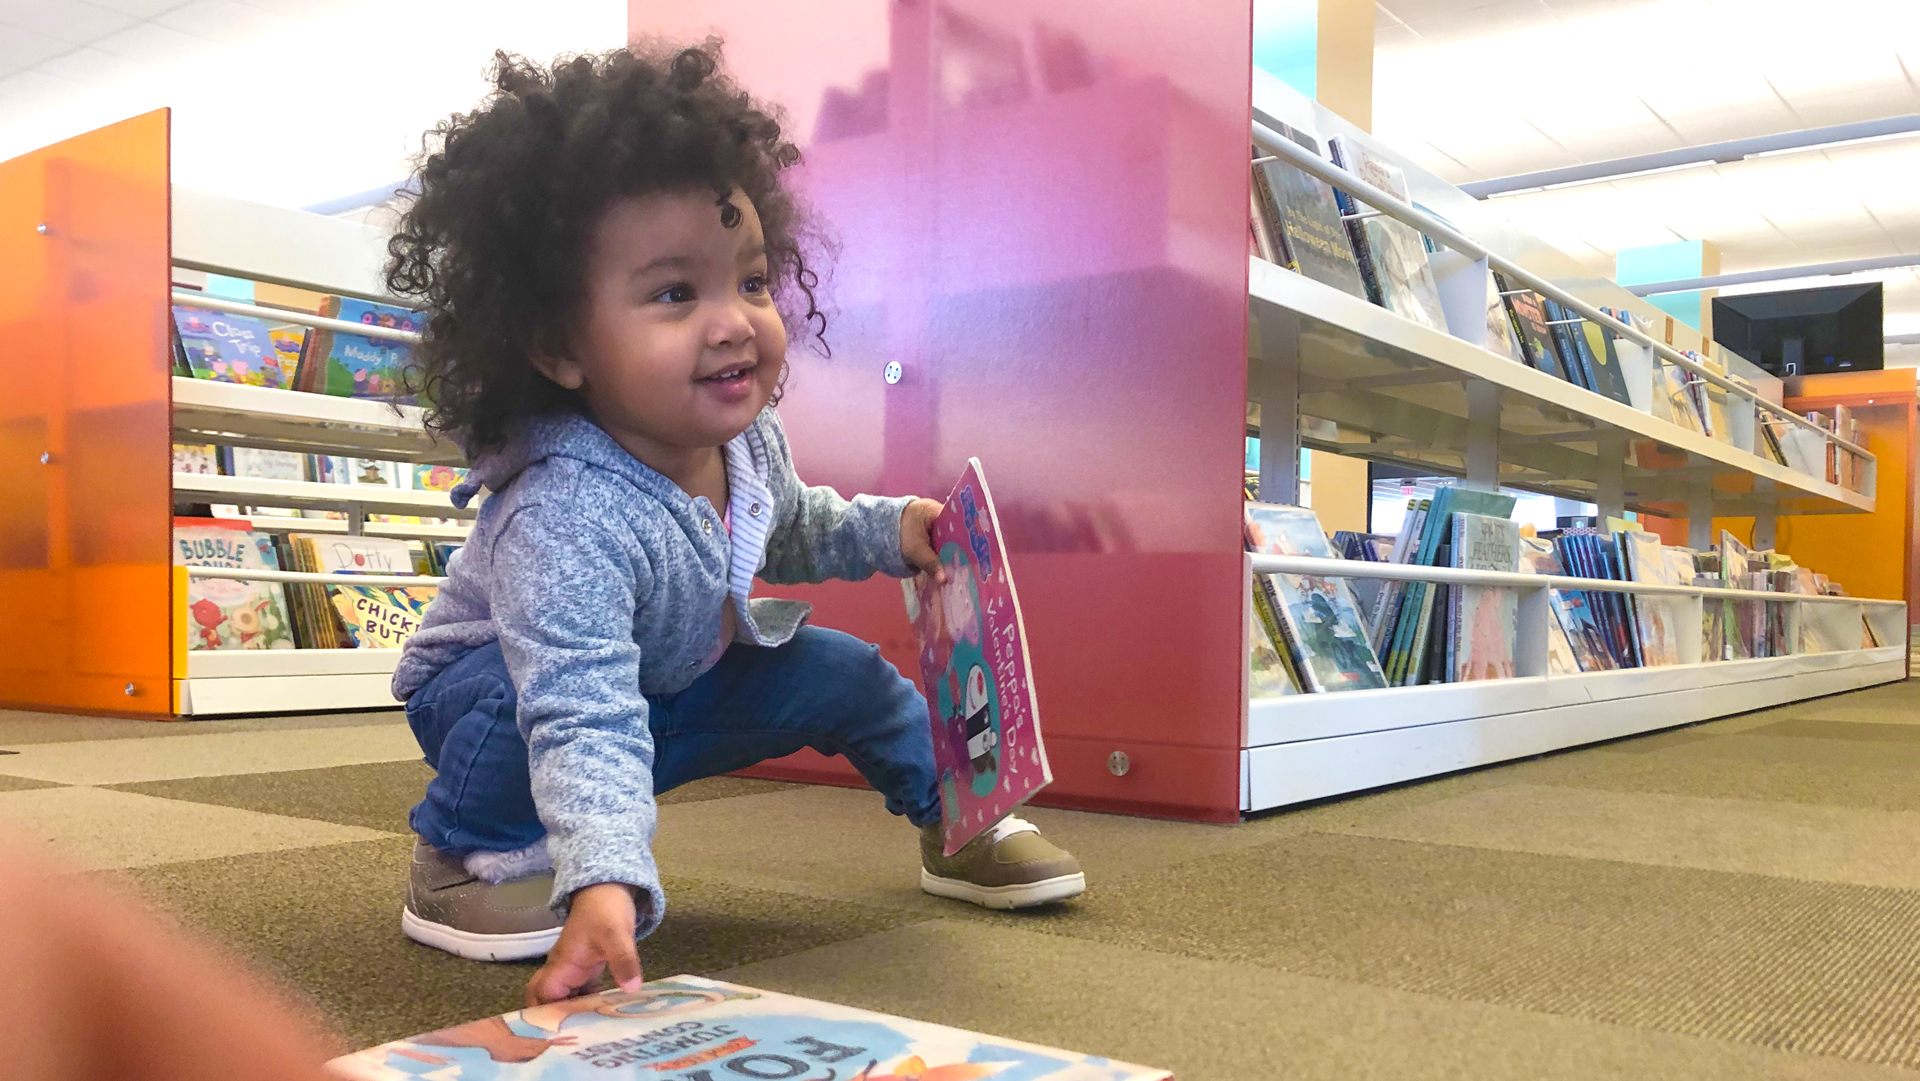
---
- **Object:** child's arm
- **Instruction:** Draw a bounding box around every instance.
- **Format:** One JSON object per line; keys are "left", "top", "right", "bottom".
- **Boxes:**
{"left": 756, "top": 409, "right": 922, "bottom": 584}
{"left": 490, "top": 501, "right": 668, "bottom": 967}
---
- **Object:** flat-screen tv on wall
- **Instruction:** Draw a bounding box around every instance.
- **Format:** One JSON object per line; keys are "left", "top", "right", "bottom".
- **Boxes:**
{"left": 1711, "top": 282, "right": 1882, "bottom": 377}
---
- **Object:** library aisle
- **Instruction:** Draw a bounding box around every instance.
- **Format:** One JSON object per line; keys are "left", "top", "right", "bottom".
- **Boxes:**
{"left": 5, "top": 680, "right": 1919, "bottom": 1081}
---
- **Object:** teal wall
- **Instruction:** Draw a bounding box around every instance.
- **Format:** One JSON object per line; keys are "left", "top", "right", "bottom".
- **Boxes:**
{"left": 1253, "top": 0, "right": 1318, "bottom": 97}
{"left": 1616, "top": 239, "right": 1709, "bottom": 330}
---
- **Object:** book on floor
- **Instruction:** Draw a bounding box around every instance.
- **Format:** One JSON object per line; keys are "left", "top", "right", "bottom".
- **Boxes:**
{"left": 1447, "top": 511, "right": 1521, "bottom": 682}
{"left": 1243, "top": 502, "right": 1387, "bottom": 693}
{"left": 173, "top": 518, "right": 298, "bottom": 651}
{"left": 1253, "top": 122, "right": 1371, "bottom": 301}
{"left": 902, "top": 458, "right": 1052, "bottom": 856}
{"left": 324, "top": 975, "right": 1172, "bottom": 1080}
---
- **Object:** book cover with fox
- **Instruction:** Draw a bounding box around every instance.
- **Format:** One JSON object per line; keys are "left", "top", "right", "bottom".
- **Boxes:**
{"left": 326, "top": 975, "right": 1169, "bottom": 1080}
{"left": 902, "top": 459, "right": 1052, "bottom": 856}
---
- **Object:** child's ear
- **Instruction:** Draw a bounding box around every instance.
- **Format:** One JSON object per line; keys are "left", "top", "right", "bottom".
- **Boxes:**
{"left": 530, "top": 351, "right": 585, "bottom": 391}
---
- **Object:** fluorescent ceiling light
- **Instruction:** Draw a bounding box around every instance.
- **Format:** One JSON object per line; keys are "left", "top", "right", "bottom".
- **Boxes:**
{"left": 1484, "top": 159, "right": 1716, "bottom": 199}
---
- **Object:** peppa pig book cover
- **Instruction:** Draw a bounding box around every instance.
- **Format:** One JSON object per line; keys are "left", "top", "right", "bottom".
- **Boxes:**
{"left": 171, "top": 305, "right": 291, "bottom": 388}
{"left": 296, "top": 296, "right": 421, "bottom": 401}
{"left": 902, "top": 458, "right": 1052, "bottom": 857}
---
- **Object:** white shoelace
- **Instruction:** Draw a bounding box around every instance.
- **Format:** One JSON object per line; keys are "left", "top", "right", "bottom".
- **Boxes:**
{"left": 987, "top": 815, "right": 1040, "bottom": 843}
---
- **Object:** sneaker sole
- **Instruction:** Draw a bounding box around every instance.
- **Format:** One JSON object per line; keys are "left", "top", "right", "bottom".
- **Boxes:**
{"left": 920, "top": 868, "right": 1086, "bottom": 910}
{"left": 400, "top": 906, "right": 561, "bottom": 962}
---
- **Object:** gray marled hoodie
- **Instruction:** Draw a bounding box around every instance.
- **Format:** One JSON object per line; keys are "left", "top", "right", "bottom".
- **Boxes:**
{"left": 392, "top": 406, "right": 913, "bottom": 932}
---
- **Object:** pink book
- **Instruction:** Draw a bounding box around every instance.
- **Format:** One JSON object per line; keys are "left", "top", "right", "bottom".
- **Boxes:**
{"left": 903, "top": 458, "right": 1052, "bottom": 856}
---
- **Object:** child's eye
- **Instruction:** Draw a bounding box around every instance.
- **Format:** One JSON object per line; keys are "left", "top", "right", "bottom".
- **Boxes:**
{"left": 741, "top": 274, "right": 768, "bottom": 296}
{"left": 653, "top": 284, "right": 695, "bottom": 304}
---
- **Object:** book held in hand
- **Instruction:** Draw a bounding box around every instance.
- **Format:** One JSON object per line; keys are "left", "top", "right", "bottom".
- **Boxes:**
{"left": 902, "top": 459, "right": 1052, "bottom": 856}
{"left": 325, "top": 975, "right": 1171, "bottom": 1080}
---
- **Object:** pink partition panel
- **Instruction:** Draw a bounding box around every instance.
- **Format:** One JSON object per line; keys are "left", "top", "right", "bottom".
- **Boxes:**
{"left": 630, "top": 1, "right": 1252, "bottom": 820}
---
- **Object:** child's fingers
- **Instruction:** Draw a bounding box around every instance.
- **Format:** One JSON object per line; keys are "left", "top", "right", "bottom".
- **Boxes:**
{"left": 525, "top": 954, "right": 601, "bottom": 1007}
{"left": 601, "top": 932, "right": 645, "bottom": 993}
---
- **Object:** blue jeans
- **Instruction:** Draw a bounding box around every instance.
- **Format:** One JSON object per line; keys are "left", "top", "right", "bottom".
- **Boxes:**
{"left": 404, "top": 626, "right": 942, "bottom": 854}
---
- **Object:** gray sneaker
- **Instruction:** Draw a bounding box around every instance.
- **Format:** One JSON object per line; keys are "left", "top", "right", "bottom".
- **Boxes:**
{"left": 401, "top": 842, "right": 563, "bottom": 961}
{"left": 920, "top": 816, "right": 1086, "bottom": 909}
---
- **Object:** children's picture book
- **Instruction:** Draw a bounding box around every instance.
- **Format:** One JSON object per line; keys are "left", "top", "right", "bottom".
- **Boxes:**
{"left": 1379, "top": 486, "right": 1516, "bottom": 686}
{"left": 1578, "top": 320, "right": 1636, "bottom": 407}
{"left": 1328, "top": 135, "right": 1447, "bottom": 330}
{"left": 325, "top": 975, "right": 1171, "bottom": 1080}
{"left": 171, "top": 305, "right": 290, "bottom": 388}
{"left": 902, "top": 459, "right": 1052, "bottom": 856}
{"left": 1516, "top": 535, "right": 1581, "bottom": 675}
{"left": 1253, "top": 121, "right": 1370, "bottom": 301}
{"left": 173, "top": 518, "right": 297, "bottom": 651}
{"left": 1497, "top": 280, "right": 1570, "bottom": 383}
{"left": 173, "top": 443, "right": 219, "bottom": 475}
{"left": 1248, "top": 602, "right": 1300, "bottom": 698}
{"left": 1541, "top": 299, "right": 1595, "bottom": 391}
{"left": 1616, "top": 528, "right": 1681, "bottom": 667}
{"left": 331, "top": 584, "right": 437, "bottom": 649}
{"left": 296, "top": 295, "right": 421, "bottom": 400}
{"left": 1483, "top": 268, "right": 1528, "bottom": 364}
{"left": 413, "top": 463, "right": 469, "bottom": 493}
{"left": 1243, "top": 502, "right": 1387, "bottom": 693}
{"left": 1447, "top": 511, "right": 1520, "bottom": 682}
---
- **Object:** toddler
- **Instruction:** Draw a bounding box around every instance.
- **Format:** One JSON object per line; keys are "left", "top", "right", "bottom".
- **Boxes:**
{"left": 384, "top": 44, "right": 1084, "bottom": 1005}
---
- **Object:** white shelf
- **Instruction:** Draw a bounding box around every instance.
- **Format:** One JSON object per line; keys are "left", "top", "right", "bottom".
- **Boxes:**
{"left": 171, "top": 377, "right": 463, "bottom": 464}
{"left": 1243, "top": 647, "right": 1905, "bottom": 812}
{"left": 1248, "top": 257, "right": 1873, "bottom": 517}
{"left": 179, "top": 649, "right": 402, "bottom": 716}
{"left": 173, "top": 472, "right": 476, "bottom": 518}
{"left": 228, "top": 514, "right": 470, "bottom": 541}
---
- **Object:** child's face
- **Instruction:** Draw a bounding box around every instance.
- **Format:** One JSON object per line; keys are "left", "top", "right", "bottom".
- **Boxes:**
{"left": 545, "top": 188, "right": 787, "bottom": 456}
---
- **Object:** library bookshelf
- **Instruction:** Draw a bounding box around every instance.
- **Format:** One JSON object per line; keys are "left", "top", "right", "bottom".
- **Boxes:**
{"left": 1236, "top": 77, "right": 1904, "bottom": 812}
{"left": 1, "top": 110, "right": 461, "bottom": 719}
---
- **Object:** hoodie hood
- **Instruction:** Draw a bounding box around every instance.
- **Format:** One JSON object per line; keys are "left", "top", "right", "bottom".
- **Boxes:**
{"left": 450, "top": 411, "right": 684, "bottom": 510}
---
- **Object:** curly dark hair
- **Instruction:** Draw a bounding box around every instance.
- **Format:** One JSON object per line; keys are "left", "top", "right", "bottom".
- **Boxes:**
{"left": 384, "top": 42, "right": 823, "bottom": 456}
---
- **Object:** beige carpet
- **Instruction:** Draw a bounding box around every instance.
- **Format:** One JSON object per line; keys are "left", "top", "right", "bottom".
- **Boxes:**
{"left": 2, "top": 680, "right": 1919, "bottom": 1080}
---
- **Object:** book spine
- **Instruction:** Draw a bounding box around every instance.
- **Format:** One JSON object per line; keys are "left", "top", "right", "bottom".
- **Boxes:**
{"left": 1328, "top": 143, "right": 1384, "bottom": 307}
{"left": 1249, "top": 159, "right": 1288, "bottom": 268}
{"left": 1251, "top": 578, "right": 1304, "bottom": 694}
{"left": 1259, "top": 574, "right": 1319, "bottom": 693}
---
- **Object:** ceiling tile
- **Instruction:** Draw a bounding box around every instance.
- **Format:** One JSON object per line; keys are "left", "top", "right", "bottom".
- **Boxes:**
{"left": 153, "top": 0, "right": 281, "bottom": 46}
{"left": 1783, "top": 84, "right": 1920, "bottom": 131}
{"left": 1655, "top": 98, "right": 1805, "bottom": 146}
{"left": 1377, "top": 0, "right": 1511, "bottom": 23}
{"left": 1376, "top": 2, "right": 1403, "bottom": 28}
{"left": 1374, "top": 23, "right": 1427, "bottom": 54}
{"left": 0, "top": 0, "right": 137, "bottom": 45}
{"left": 80, "top": 0, "right": 201, "bottom": 16}
{"left": 1402, "top": 0, "right": 1561, "bottom": 48}
{"left": 87, "top": 19, "right": 211, "bottom": 63}
{"left": 0, "top": 24, "right": 73, "bottom": 70}
{"left": 35, "top": 45, "right": 146, "bottom": 88}
{"left": 0, "top": 67, "right": 93, "bottom": 104}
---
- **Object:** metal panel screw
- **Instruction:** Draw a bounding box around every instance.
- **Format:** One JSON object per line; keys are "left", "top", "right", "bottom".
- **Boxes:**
{"left": 36, "top": 223, "right": 49, "bottom": 235}
{"left": 124, "top": 682, "right": 137, "bottom": 696}
{"left": 1107, "top": 750, "right": 1131, "bottom": 777}
{"left": 40, "top": 452, "right": 52, "bottom": 465}
{"left": 884, "top": 361, "right": 903, "bottom": 385}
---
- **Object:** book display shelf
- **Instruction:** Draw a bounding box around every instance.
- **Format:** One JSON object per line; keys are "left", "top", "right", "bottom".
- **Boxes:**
{"left": 1239, "top": 76, "right": 1906, "bottom": 813}
{"left": 1, "top": 110, "right": 460, "bottom": 719}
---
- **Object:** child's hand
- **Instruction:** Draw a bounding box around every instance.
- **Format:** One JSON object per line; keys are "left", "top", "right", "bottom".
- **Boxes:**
{"left": 525, "top": 882, "right": 644, "bottom": 1007}
{"left": 901, "top": 498, "right": 947, "bottom": 583}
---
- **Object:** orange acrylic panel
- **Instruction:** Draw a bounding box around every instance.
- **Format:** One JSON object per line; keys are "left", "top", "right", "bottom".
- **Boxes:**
{"left": 631, "top": 2, "right": 1254, "bottom": 819}
{"left": 0, "top": 111, "right": 175, "bottom": 716}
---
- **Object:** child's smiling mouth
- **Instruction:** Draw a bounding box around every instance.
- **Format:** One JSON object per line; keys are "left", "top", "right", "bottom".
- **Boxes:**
{"left": 695, "top": 359, "right": 759, "bottom": 402}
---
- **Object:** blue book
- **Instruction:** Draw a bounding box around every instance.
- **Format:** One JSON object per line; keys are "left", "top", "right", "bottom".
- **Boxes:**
{"left": 171, "top": 305, "right": 293, "bottom": 388}
{"left": 297, "top": 296, "right": 421, "bottom": 400}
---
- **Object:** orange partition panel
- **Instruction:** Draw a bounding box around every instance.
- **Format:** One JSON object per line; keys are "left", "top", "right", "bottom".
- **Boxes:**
{"left": 0, "top": 111, "right": 175, "bottom": 716}
{"left": 631, "top": 3, "right": 1253, "bottom": 820}
{"left": 1781, "top": 371, "right": 1918, "bottom": 618}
